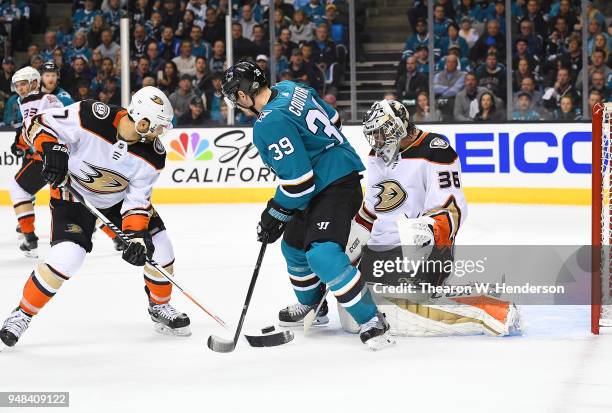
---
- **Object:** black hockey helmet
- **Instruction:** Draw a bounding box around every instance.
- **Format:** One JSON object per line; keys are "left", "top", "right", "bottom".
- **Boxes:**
{"left": 221, "top": 59, "right": 267, "bottom": 115}
{"left": 40, "top": 61, "right": 60, "bottom": 76}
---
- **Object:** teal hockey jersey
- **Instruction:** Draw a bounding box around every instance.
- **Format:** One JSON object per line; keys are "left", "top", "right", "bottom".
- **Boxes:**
{"left": 253, "top": 81, "right": 365, "bottom": 210}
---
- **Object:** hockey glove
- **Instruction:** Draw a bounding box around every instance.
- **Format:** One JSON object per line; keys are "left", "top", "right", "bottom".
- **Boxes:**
{"left": 122, "top": 231, "right": 155, "bottom": 266}
{"left": 41, "top": 142, "right": 70, "bottom": 189}
{"left": 10, "top": 141, "right": 24, "bottom": 158}
{"left": 257, "top": 199, "right": 293, "bottom": 243}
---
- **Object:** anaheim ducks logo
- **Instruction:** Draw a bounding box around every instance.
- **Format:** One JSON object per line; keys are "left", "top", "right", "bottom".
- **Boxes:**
{"left": 150, "top": 95, "right": 164, "bottom": 105}
{"left": 70, "top": 162, "right": 130, "bottom": 194}
{"left": 373, "top": 180, "right": 407, "bottom": 213}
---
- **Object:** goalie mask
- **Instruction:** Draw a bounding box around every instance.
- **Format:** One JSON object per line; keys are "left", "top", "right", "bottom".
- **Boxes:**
{"left": 362, "top": 100, "right": 412, "bottom": 166}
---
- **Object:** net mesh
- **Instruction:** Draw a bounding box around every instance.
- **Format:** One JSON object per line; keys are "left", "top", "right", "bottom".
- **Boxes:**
{"left": 601, "top": 103, "right": 612, "bottom": 326}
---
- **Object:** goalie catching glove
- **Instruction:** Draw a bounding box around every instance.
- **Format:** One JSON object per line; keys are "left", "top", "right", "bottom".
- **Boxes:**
{"left": 257, "top": 199, "right": 293, "bottom": 243}
{"left": 41, "top": 141, "right": 69, "bottom": 188}
{"left": 122, "top": 231, "right": 155, "bottom": 266}
{"left": 397, "top": 215, "right": 435, "bottom": 246}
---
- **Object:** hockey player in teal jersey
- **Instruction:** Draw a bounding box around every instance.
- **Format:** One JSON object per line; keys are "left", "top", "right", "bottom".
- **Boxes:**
{"left": 222, "top": 60, "right": 394, "bottom": 349}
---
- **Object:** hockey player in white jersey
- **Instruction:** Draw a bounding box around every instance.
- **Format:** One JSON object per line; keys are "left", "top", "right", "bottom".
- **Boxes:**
{"left": 0, "top": 87, "right": 191, "bottom": 349}
{"left": 8, "top": 66, "right": 64, "bottom": 257}
{"left": 340, "top": 99, "right": 521, "bottom": 337}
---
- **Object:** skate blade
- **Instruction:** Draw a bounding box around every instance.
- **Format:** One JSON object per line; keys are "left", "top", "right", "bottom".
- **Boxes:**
{"left": 365, "top": 332, "right": 396, "bottom": 351}
{"left": 154, "top": 323, "right": 191, "bottom": 337}
{"left": 279, "top": 315, "right": 329, "bottom": 328}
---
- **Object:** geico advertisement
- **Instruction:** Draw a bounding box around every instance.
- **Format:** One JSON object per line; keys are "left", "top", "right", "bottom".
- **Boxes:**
{"left": 0, "top": 122, "right": 592, "bottom": 190}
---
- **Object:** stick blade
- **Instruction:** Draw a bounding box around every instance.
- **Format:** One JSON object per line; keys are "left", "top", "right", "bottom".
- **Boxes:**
{"left": 207, "top": 335, "right": 236, "bottom": 353}
{"left": 245, "top": 330, "right": 294, "bottom": 347}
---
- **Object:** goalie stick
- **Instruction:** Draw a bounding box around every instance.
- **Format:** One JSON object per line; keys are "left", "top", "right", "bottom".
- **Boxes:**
{"left": 65, "top": 183, "right": 227, "bottom": 329}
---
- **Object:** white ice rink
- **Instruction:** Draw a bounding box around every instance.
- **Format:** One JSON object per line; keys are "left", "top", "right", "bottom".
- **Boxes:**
{"left": 1, "top": 203, "right": 611, "bottom": 413}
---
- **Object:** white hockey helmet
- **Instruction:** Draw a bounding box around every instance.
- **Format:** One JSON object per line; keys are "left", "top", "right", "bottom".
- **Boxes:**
{"left": 12, "top": 67, "right": 40, "bottom": 93}
{"left": 362, "top": 99, "right": 412, "bottom": 165}
{"left": 127, "top": 86, "right": 174, "bottom": 138}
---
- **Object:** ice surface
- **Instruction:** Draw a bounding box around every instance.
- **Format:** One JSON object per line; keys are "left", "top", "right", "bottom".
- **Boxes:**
{"left": 0, "top": 203, "right": 611, "bottom": 413}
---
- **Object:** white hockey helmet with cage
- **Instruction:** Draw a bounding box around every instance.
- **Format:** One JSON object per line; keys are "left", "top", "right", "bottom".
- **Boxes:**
{"left": 362, "top": 99, "right": 412, "bottom": 166}
{"left": 127, "top": 86, "right": 174, "bottom": 138}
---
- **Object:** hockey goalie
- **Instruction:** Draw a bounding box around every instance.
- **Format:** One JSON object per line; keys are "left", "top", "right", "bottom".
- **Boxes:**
{"left": 340, "top": 99, "right": 522, "bottom": 337}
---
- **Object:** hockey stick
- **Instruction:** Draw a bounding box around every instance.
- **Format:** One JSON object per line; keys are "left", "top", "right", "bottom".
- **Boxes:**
{"left": 207, "top": 235, "right": 268, "bottom": 353}
{"left": 303, "top": 287, "right": 330, "bottom": 334}
{"left": 65, "top": 183, "right": 227, "bottom": 329}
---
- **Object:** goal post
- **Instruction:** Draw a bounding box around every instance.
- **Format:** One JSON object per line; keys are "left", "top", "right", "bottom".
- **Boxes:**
{"left": 592, "top": 102, "right": 612, "bottom": 334}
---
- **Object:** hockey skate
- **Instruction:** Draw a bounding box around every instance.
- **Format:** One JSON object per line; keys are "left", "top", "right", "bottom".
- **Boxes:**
{"left": 0, "top": 308, "right": 32, "bottom": 349}
{"left": 360, "top": 313, "right": 395, "bottom": 351}
{"left": 19, "top": 232, "right": 38, "bottom": 258}
{"left": 148, "top": 301, "right": 191, "bottom": 337}
{"left": 279, "top": 300, "right": 329, "bottom": 327}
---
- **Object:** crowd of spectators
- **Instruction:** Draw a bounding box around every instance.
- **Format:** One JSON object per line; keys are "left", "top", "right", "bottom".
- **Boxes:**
{"left": 0, "top": 0, "right": 353, "bottom": 127}
{"left": 396, "top": 0, "right": 612, "bottom": 122}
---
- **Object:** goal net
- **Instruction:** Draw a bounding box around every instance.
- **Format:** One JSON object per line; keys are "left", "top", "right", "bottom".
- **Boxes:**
{"left": 592, "top": 102, "right": 612, "bottom": 334}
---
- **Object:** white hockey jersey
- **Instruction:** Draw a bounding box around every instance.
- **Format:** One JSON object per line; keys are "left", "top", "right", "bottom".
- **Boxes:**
{"left": 26, "top": 100, "right": 166, "bottom": 231}
{"left": 19, "top": 92, "right": 64, "bottom": 132}
{"left": 358, "top": 131, "right": 467, "bottom": 247}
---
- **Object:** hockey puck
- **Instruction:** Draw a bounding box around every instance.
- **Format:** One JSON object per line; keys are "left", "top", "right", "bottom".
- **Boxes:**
{"left": 244, "top": 330, "right": 294, "bottom": 348}
{"left": 261, "top": 325, "right": 275, "bottom": 334}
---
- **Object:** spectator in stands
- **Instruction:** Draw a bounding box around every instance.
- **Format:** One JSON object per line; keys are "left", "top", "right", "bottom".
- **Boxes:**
{"left": 549, "top": 0, "right": 578, "bottom": 34}
{"left": 91, "top": 56, "right": 113, "bottom": 95}
{"left": 207, "top": 73, "right": 225, "bottom": 123}
{"left": 53, "top": 48, "right": 73, "bottom": 83}
{"left": 546, "top": 16, "right": 570, "bottom": 57}
{"left": 323, "top": 5, "right": 344, "bottom": 45}
{"left": 407, "top": 0, "right": 426, "bottom": 32}
{"left": 131, "top": 24, "right": 150, "bottom": 60}
{"left": 524, "top": 0, "right": 547, "bottom": 39}
{"left": 301, "top": 0, "right": 325, "bottom": 25}
{"left": 159, "top": 26, "right": 180, "bottom": 62}
{"left": 3, "top": 93, "right": 20, "bottom": 127}
{"left": 173, "top": 40, "right": 197, "bottom": 76}
{"left": 588, "top": 90, "right": 604, "bottom": 116}
{"left": 256, "top": 55, "right": 270, "bottom": 82}
{"left": 434, "top": 55, "right": 465, "bottom": 98}
{"left": 26, "top": 43, "right": 41, "bottom": 65}
{"left": 209, "top": 40, "right": 226, "bottom": 74}
{"left": 309, "top": 23, "right": 338, "bottom": 90}
{"left": 266, "top": 0, "right": 295, "bottom": 23}
{"left": 177, "top": 96, "right": 207, "bottom": 126}
{"left": 414, "top": 45, "right": 429, "bottom": 73}
{"left": 251, "top": 25, "right": 269, "bottom": 57}
{"left": 404, "top": 17, "right": 429, "bottom": 53}
{"left": 133, "top": 0, "right": 150, "bottom": 27}
{"left": 96, "top": 29, "right": 120, "bottom": 60}
{"left": 552, "top": 95, "right": 581, "bottom": 120}
{"left": 0, "top": 57, "right": 15, "bottom": 102}
{"left": 512, "top": 92, "right": 541, "bottom": 120}
{"left": 76, "top": 79, "right": 93, "bottom": 101}
{"left": 513, "top": 38, "right": 538, "bottom": 73}
{"left": 157, "top": 61, "right": 180, "bottom": 95}
{"left": 512, "top": 58, "right": 533, "bottom": 91}
{"left": 484, "top": 0, "right": 506, "bottom": 34}
{"left": 132, "top": 56, "right": 153, "bottom": 90}
{"left": 42, "top": 31, "right": 59, "bottom": 62}
{"left": 413, "top": 91, "right": 442, "bottom": 122}
{"left": 470, "top": 20, "right": 505, "bottom": 64}
{"left": 69, "top": 57, "right": 93, "bottom": 99}
{"left": 105, "top": 0, "right": 125, "bottom": 36}
{"left": 274, "top": 41, "right": 290, "bottom": 76}
{"left": 90, "top": 48, "right": 103, "bottom": 75}
{"left": 433, "top": 4, "right": 453, "bottom": 38}
{"left": 67, "top": 30, "right": 93, "bottom": 62}
{"left": 73, "top": 0, "right": 101, "bottom": 32}
{"left": 170, "top": 74, "right": 199, "bottom": 118}
{"left": 518, "top": 18, "right": 544, "bottom": 58}
{"left": 274, "top": 9, "right": 292, "bottom": 36}
{"left": 146, "top": 42, "right": 165, "bottom": 74}
{"left": 232, "top": 22, "right": 257, "bottom": 60}
{"left": 238, "top": 4, "right": 258, "bottom": 40}
{"left": 202, "top": 7, "right": 225, "bottom": 44}
{"left": 279, "top": 27, "right": 299, "bottom": 59}
{"left": 457, "top": 0, "right": 483, "bottom": 25}
{"left": 454, "top": 72, "right": 488, "bottom": 121}
{"left": 30, "top": 55, "right": 44, "bottom": 72}
{"left": 590, "top": 70, "right": 611, "bottom": 101}
{"left": 437, "top": 0, "right": 456, "bottom": 21}
{"left": 458, "top": 16, "right": 479, "bottom": 49}
{"left": 175, "top": 10, "right": 196, "bottom": 41}
{"left": 99, "top": 81, "right": 120, "bottom": 105}
{"left": 161, "top": 0, "right": 181, "bottom": 30}
{"left": 290, "top": 10, "right": 315, "bottom": 45}
{"left": 542, "top": 66, "right": 579, "bottom": 113}
{"left": 193, "top": 56, "right": 212, "bottom": 98}
{"left": 436, "top": 45, "right": 470, "bottom": 72}
{"left": 146, "top": 11, "right": 164, "bottom": 41}
{"left": 440, "top": 23, "right": 469, "bottom": 59}
{"left": 186, "top": 0, "right": 206, "bottom": 28}
{"left": 476, "top": 53, "right": 506, "bottom": 99}
{"left": 583, "top": 49, "right": 612, "bottom": 86}
{"left": 586, "top": 19, "right": 608, "bottom": 56}
{"left": 87, "top": 15, "right": 105, "bottom": 50}
{"left": 474, "top": 92, "right": 504, "bottom": 122}
{"left": 289, "top": 49, "right": 321, "bottom": 91}
{"left": 188, "top": 26, "right": 208, "bottom": 58}
{"left": 513, "top": 76, "right": 542, "bottom": 111}
{"left": 395, "top": 56, "right": 428, "bottom": 101}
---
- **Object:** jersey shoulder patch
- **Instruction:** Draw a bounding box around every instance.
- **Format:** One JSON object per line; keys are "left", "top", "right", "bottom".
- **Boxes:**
{"left": 128, "top": 139, "right": 166, "bottom": 171}
{"left": 401, "top": 132, "right": 458, "bottom": 164}
{"left": 78, "top": 100, "right": 122, "bottom": 144}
